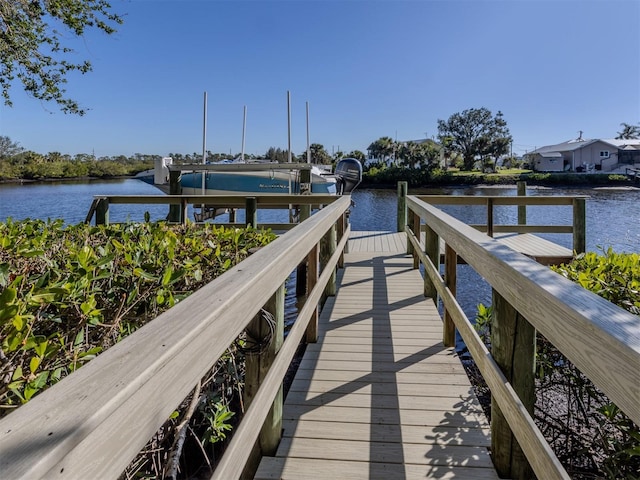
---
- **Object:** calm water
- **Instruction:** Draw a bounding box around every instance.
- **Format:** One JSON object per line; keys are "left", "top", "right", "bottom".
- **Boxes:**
{"left": 349, "top": 185, "right": 640, "bottom": 344}
{"left": 2, "top": 179, "right": 639, "bottom": 253}
{"left": 1, "top": 179, "right": 639, "bottom": 347}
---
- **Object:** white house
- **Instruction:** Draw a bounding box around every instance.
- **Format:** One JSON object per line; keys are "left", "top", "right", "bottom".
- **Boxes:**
{"left": 527, "top": 138, "right": 640, "bottom": 172}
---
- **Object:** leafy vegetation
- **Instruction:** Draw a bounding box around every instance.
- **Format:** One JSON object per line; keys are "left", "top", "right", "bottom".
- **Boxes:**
{"left": 0, "top": 218, "right": 276, "bottom": 476}
{"left": 616, "top": 122, "right": 640, "bottom": 140}
{"left": 0, "top": 0, "right": 123, "bottom": 115}
{"left": 437, "top": 107, "right": 512, "bottom": 171}
{"left": 0, "top": 138, "right": 156, "bottom": 180}
{"left": 472, "top": 250, "right": 640, "bottom": 478}
{"left": 552, "top": 248, "right": 640, "bottom": 315}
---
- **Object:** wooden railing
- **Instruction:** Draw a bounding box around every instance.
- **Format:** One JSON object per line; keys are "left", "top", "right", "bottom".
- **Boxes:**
{"left": 403, "top": 193, "right": 640, "bottom": 480}
{"left": 397, "top": 181, "right": 587, "bottom": 254}
{"left": 417, "top": 195, "right": 586, "bottom": 250}
{"left": 85, "top": 194, "right": 338, "bottom": 230}
{"left": 0, "top": 195, "right": 352, "bottom": 479}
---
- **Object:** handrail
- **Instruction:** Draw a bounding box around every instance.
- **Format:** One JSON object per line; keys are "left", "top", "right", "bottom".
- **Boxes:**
{"left": 415, "top": 194, "right": 586, "bottom": 253}
{"left": 212, "top": 223, "right": 350, "bottom": 479}
{"left": 0, "top": 195, "right": 352, "bottom": 479}
{"left": 405, "top": 194, "right": 640, "bottom": 479}
{"left": 84, "top": 194, "right": 339, "bottom": 226}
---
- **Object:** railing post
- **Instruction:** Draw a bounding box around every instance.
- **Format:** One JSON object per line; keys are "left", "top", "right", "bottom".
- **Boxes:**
{"left": 243, "top": 284, "right": 285, "bottom": 474}
{"left": 573, "top": 197, "right": 586, "bottom": 254}
{"left": 246, "top": 197, "right": 257, "bottom": 228}
{"left": 424, "top": 223, "right": 439, "bottom": 299}
{"left": 306, "top": 243, "right": 319, "bottom": 343}
{"left": 300, "top": 168, "right": 312, "bottom": 199}
{"left": 397, "top": 181, "right": 407, "bottom": 233}
{"left": 337, "top": 213, "right": 346, "bottom": 268}
{"left": 443, "top": 245, "right": 457, "bottom": 347}
{"left": 95, "top": 197, "right": 109, "bottom": 225}
{"left": 320, "top": 224, "right": 337, "bottom": 301}
{"left": 406, "top": 207, "right": 414, "bottom": 255}
{"left": 491, "top": 290, "right": 535, "bottom": 480}
{"left": 168, "top": 170, "right": 182, "bottom": 223}
{"left": 412, "top": 211, "right": 420, "bottom": 269}
{"left": 295, "top": 197, "right": 312, "bottom": 297}
{"left": 181, "top": 198, "right": 188, "bottom": 225}
{"left": 487, "top": 198, "right": 494, "bottom": 237}
{"left": 517, "top": 181, "right": 527, "bottom": 225}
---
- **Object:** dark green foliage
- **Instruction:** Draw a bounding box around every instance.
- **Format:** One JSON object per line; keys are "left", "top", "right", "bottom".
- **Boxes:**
{"left": 360, "top": 167, "right": 633, "bottom": 188}
{"left": 0, "top": 151, "right": 155, "bottom": 180}
{"left": 265, "top": 147, "right": 296, "bottom": 163}
{"left": 473, "top": 251, "right": 640, "bottom": 478}
{"left": 437, "top": 108, "right": 512, "bottom": 171}
{"left": 0, "top": 219, "right": 276, "bottom": 412}
{"left": 548, "top": 249, "right": 640, "bottom": 477}
{"left": 0, "top": 0, "right": 123, "bottom": 115}
{"left": 552, "top": 248, "right": 640, "bottom": 315}
{"left": 616, "top": 123, "right": 640, "bottom": 140}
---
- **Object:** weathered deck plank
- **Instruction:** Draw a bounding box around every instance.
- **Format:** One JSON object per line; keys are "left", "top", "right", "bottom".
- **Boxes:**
{"left": 254, "top": 232, "right": 500, "bottom": 479}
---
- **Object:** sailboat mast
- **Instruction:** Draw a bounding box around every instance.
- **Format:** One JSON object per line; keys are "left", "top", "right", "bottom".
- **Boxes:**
{"left": 241, "top": 105, "right": 247, "bottom": 162}
{"left": 201, "top": 91, "right": 207, "bottom": 195}
{"left": 287, "top": 90, "right": 292, "bottom": 163}
{"left": 306, "top": 101, "right": 310, "bottom": 164}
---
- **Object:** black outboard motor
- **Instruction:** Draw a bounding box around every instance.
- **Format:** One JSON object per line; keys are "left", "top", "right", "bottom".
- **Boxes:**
{"left": 334, "top": 158, "right": 363, "bottom": 195}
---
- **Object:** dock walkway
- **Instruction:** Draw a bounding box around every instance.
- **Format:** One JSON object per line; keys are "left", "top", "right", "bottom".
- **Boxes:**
{"left": 255, "top": 231, "right": 500, "bottom": 479}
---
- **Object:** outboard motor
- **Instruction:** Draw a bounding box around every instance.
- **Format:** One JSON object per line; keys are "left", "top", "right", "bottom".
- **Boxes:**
{"left": 334, "top": 158, "right": 363, "bottom": 195}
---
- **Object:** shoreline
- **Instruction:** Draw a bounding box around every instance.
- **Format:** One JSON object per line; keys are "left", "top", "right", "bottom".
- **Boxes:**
{"left": 0, "top": 175, "right": 134, "bottom": 185}
{"left": 1, "top": 172, "right": 638, "bottom": 191}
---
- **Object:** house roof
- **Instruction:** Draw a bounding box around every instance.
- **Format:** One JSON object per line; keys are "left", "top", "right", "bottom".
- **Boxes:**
{"left": 530, "top": 138, "right": 640, "bottom": 155}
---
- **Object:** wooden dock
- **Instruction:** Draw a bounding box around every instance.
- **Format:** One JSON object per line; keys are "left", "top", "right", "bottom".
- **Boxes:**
{"left": 349, "top": 230, "right": 573, "bottom": 265}
{"left": 255, "top": 231, "right": 500, "bottom": 479}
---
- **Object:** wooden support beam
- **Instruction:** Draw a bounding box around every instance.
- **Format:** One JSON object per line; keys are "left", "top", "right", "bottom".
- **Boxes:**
{"left": 491, "top": 289, "right": 535, "bottom": 480}
{"left": 397, "top": 181, "right": 407, "bottom": 233}
{"left": 296, "top": 180, "right": 312, "bottom": 296}
{"left": 517, "top": 181, "right": 527, "bottom": 225}
{"left": 181, "top": 198, "right": 188, "bottom": 224}
{"left": 168, "top": 170, "right": 182, "bottom": 223}
{"left": 573, "top": 197, "right": 586, "bottom": 254}
{"left": 487, "top": 198, "right": 494, "bottom": 237}
{"left": 337, "top": 213, "right": 346, "bottom": 268}
{"left": 243, "top": 284, "right": 285, "bottom": 476}
{"left": 95, "top": 197, "right": 109, "bottom": 225}
{"left": 246, "top": 197, "right": 257, "bottom": 228}
{"left": 320, "top": 225, "right": 337, "bottom": 300}
{"left": 412, "top": 211, "right": 421, "bottom": 269}
{"left": 424, "top": 223, "right": 439, "bottom": 300}
{"left": 306, "top": 243, "right": 319, "bottom": 343}
{"left": 443, "top": 244, "right": 457, "bottom": 347}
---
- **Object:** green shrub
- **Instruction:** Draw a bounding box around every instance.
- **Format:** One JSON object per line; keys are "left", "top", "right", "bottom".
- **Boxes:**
{"left": 0, "top": 218, "right": 277, "bottom": 476}
{"left": 0, "top": 219, "right": 275, "bottom": 412}
{"left": 552, "top": 248, "right": 640, "bottom": 315}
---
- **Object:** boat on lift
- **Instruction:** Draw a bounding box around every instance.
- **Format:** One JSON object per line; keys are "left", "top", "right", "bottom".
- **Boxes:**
{"left": 135, "top": 157, "right": 348, "bottom": 196}
{"left": 134, "top": 92, "right": 362, "bottom": 218}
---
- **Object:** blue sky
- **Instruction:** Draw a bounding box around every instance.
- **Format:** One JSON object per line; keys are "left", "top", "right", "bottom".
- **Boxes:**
{"left": 1, "top": 0, "right": 638, "bottom": 158}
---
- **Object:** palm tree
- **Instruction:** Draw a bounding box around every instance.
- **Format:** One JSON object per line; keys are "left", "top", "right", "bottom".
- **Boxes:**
{"left": 616, "top": 123, "right": 640, "bottom": 140}
{"left": 367, "top": 137, "right": 396, "bottom": 163}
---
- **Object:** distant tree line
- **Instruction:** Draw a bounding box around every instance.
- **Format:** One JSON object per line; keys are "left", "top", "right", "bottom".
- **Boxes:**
{"left": 0, "top": 136, "right": 157, "bottom": 181}
{"left": 0, "top": 136, "right": 370, "bottom": 182}
{"left": 3, "top": 112, "right": 635, "bottom": 183}
{"left": 366, "top": 107, "right": 513, "bottom": 174}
